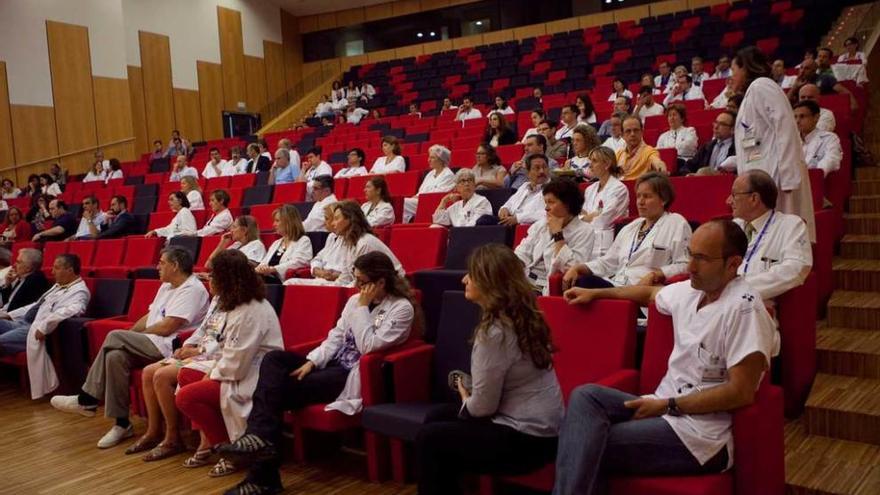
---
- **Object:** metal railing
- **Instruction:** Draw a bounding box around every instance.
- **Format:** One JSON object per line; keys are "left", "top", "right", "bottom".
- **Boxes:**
{"left": 257, "top": 66, "right": 336, "bottom": 125}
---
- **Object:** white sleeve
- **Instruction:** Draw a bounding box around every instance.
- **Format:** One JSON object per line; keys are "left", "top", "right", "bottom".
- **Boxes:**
{"left": 514, "top": 222, "right": 540, "bottom": 274}
{"left": 374, "top": 203, "right": 395, "bottom": 226}
{"left": 306, "top": 304, "right": 348, "bottom": 368}
{"left": 349, "top": 299, "right": 414, "bottom": 354}
{"left": 432, "top": 205, "right": 452, "bottom": 226}
{"left": 586, "top": 224, "right": 629, "bottom": 277}
{"left": 680, "top": 128, "right": 699, "bottom": 158}
{"left": 275, "top": 236, "right": 313, "bottom": 279}
{"left": 746, "top": 218, "right": 812, "bottom": 300}
{"left": 817, "top": 134, "right": 843, "bottom": 177}
{"left": 659, "top": 217, "right": 692, "bottom": 280}
{"left": 724, "top": 295, "right": 777, "bottom": 369}
{"left": 550, "top": 226, "right": 595, "bottom": 274}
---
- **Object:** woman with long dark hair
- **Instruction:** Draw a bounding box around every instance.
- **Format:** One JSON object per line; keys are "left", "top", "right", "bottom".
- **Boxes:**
{"left": 219, "top": 251, "right": 418, "bottom": 494}
{"left": 415, "top": 243, "right": 563, "bottom": 495}
{"left": 360, "top": 177, "right": 395, "bottom": 227}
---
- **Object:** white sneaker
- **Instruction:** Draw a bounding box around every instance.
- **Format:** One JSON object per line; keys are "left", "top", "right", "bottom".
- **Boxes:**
{"left": 97, "top": 425, "right": 134, "bottom": 449}
{"left": 50, "top": 395, "right": 96, "bottom": 417}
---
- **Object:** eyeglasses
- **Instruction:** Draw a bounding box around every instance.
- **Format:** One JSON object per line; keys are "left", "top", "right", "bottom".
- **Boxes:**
{"left": 686, "top": 248, "right": 725, "bottom": 263}
{"left": 354, "top": 277, "right": 372, "bottom": 288}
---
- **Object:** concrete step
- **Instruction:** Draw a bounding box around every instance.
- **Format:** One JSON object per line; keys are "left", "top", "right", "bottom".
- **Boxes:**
{"left": 817, "top": 327, "right": 880, "bottom": 378}
{"left": 833, "top": 259, "right": 880, "bottom": 292}
{"left": 844, "top": 214, "right": 880, "bottom": 236}
{"left": 848, "top": 195, "right": 880, "bottom": 214}
{"left": 827, "top": 291, "right": 880, "bottom": 330}
{"left": 804, "top": 373, "right": 880, "bottom": 445}
{"left": 785, "top": 420, "right": 880, "bottom": 495}
{"left": 840, "top": 235, "right": 880, "bottom": 260}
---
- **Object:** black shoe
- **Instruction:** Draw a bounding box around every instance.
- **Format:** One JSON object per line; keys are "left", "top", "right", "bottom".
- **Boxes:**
{"left": 223, "top": 480, "right": 283, "bottom": 495}
{"left": 216, "top": 434, "right": 277, "bottom": 459}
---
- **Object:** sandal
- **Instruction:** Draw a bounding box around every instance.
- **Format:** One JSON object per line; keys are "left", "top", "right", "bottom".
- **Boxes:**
{"left": 208, "top": 457, "right": 237, "bottom": 477}
{"left": 124, "top": 436, "right": 160, "bottom": 455}
{"left": 142, "top": 443, "right": 185, "bottom": 462}
{"left": 183, "top": 448, "right": 213, "bottom": 468}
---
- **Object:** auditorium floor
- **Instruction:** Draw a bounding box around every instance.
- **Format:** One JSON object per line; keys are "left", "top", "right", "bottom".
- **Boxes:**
{"left": 0, "top": 384, "right": 417, "bottom": 495}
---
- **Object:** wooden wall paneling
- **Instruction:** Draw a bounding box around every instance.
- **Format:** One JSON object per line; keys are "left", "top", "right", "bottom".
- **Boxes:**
{"left": 422, "top": 39, "right": 453, "bottom": 54}
{"left": 513, "top": 24, "right": 546, "bottom": 40}
{"left": 364, "top": 3, "right": 394, "bottom": 22}
{"left": 367, "top": 49, "right": 397, "bottom": 64}
{"left": 420, "top": 0, "right": 452, "bottom": 10}
{"left": 579, "top": 12, "right": 616, "bottom": 29}
{"left": 317, "top": 13, "right": 337, "bottom": 31}
{"left": 613, "top": 5, "right": 651, "bottom": 23}
{"left": 263, "top": 41, "right": 287, "bottom": 104}
{"left": 46, "top": 21, "right": 97, "bottom": 171}
{"left": 688, "top": 0, "right": 729, "bottom": 9}
{"left": 173, "top": 89, "right": 203, "bottom": 143}
{"left": 395, "top": 45, "right": 424, "bottom": 59}
{"left": 127, "top": 66, "right": 149, "bottom": 156}
{"left": 9, "top": 105, "right": 58, "bottom": 183}
{"left": 482, "top": 30, "right": 514, "bottom": 45}
{"left": 452, "top": 34, "right": 484, "bottom": 50}
{"left": 341, "top": 54, "right": 369, "bottom": 72}
{"left": 651, "top": 0, "right": 690, "bottom": 16}
{"left": 0, "top": 62, "right": 15, "bottom": 174}
{"left": 197, "top": 61, "right": 224, "bottom": 142}
{"left": 392, "top": 0, "right": 421, "bottom": 16}
{"left": 92, "top": 77, "right": 135, "bottom": 165}
{"left": 298, "top": 15, "right": 319, "bottom": 34}
{"left": 138, "top": 31, "right": 176, "bottom": 147}
{"left": 282, "top": 10, "right": 304, "bottom": 97}
{"left": 336, "top": 8, "right": 366, "bottom": 27}
{"left": 447, "top": 0, "right": 479, "bottom": 6}
{"left": 545, "top": 17, "right": 580, "bottom": 34}
{"left": 244, "top": 55, "right": 268, "bottom": 114}
{"left": 217, "top": 6, "right": 247, "bottom": 111}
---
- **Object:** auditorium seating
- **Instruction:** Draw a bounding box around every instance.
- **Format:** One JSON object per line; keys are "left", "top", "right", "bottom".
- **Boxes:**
{"left": 85, "top": 279, "right": 163, "bottom": 361}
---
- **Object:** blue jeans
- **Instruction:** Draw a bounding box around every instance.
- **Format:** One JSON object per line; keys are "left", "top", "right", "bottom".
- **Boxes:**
{"left": 0, "top": 318, "right": 31, "bottom": 355}
{"left": 553, "top": 384, "right": 727, "bottom": 495}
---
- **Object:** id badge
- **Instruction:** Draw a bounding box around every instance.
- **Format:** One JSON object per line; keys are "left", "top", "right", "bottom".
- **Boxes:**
{"left": 701, "top": 365, "right": 728, "bottom": 383}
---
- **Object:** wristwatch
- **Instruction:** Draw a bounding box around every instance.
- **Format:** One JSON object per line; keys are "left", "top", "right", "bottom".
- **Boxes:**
{"left": 666, "top": 397, "right": 682, "bottom": 416}
{"left": 551, "top": 231, "right": 565, "bottom": 242}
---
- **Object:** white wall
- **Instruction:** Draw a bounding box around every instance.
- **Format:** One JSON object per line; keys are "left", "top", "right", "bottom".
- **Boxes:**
{"left": 0, "top": 0, "right": 283, "bottom": 104}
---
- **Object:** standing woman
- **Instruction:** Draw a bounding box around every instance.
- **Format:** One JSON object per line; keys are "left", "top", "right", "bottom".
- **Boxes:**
{"left": 416, "top": 243, "right": 563, "bottom": 495}
{"left": 403, "top": 145, "right": 456, "bottom": 223}
{"left": 483, "top": 112, "right": 517, "bottom": 147}
{"left": 361, "top": 177, "right": 395, "bottom": 227}
{"left": 369, "top": 136, "right": 406, "bottom": 174}
{"left": 219, "top": 251, "right": 416, "bottom": 494}
{"left": 733, "top": 46, "right": 815, "bottom": 240}
{"left": 180, "top": 176, "right": 205, "bottom": 211}
{"left": 255, "top": 204, "right": 312, "bottom": 283}
{"left": 335, "top": 148, "right": 368, "bottom": 178}
{"left": 580, "top": 146, "right": 630, "bottom": 257}
{"left": 146, "top": 192, "right": 197, "bottom": 240}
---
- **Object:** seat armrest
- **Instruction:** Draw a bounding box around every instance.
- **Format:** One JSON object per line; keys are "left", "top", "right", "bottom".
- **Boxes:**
{"left": 384, "top": 344, "right": 435, "bottom": 403}
{"left": 287, "top": 338, "right": 324, "bottom": 355}
{"left": 359, "top": 339, "right": 425, "bottom": 406}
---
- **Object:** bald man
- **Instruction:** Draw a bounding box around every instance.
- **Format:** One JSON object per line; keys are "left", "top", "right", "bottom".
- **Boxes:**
{"left": 797, "top": 84, "right": 836, "bottom": 132}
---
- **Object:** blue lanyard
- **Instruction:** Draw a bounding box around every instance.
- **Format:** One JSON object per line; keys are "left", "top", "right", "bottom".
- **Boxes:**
{"left": 743, "top": 211, "right": 775, "bottom": 274}
{"left": 629, "top": 219, "right": 656, "bottom": 261}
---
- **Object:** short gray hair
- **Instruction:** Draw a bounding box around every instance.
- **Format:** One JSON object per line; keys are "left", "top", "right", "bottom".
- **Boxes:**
{"left": 18, "top": 248, "right": 42, "bottom": 271}
{"left": 428, "top": 144, "right": 451, "bottom": 166}
{"left": 274, "top": 148, "right": 290, "bottom": 161}
{"left": 161, "top": 246, "right": 194, "bottom": 274}
{"left": 454, "top": 168, "right": 476, "bottom": 183}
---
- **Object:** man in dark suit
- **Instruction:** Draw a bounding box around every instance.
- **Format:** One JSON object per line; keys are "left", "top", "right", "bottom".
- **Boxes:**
{"left": 92, "top": 195, "right": 137, "bottom": 239}
{"left": 681, "top": 110, "right": 737, "bottom": 175}
{"left": 246, "top": 143, "right": 271, "bottom": 173}
{"left": 1, "top": 248, "right": 49, "bottom": 312}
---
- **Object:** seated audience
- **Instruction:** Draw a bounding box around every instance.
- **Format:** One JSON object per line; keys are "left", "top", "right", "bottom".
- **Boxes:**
{"left": 663, "top": 74, "right": 706, "bottom": 107}
{"left": 440, "top": 97, "right": 457, "bottom": 113}
{"left": 771, "top": 59, "right": 797, "bottom": 89}
{"left": 0, "top": 207, "right": 31, "bottom": 243}
{"left": 515, "top": 179, "right": 595, "bottom": 294}
{"left": 709, "top": 77, "right": 735, "bottom": 108}
{"left": 484, "top": 112, "right": 517, "bottom": 147}
{"left": 226, "top": 147, "right": 247, "bottom": 175}
{"left": 40, "top": 174, "right": 62, "bottom": 197}
{"left": 73, "top": 196, "right": 106, "bottom": 240}
{"left": 32, "top": 199, "right": 77, "bottom": 242}
{"left": 358, "top": 80, "right": 376, "bottom": 100}
{"left": 302, "top": 176, "right": 339, "bottom": 232}
{"left": 555, "top": 105, "right": 581, "bottom": 142}
{"left": 50, "top": 247, "right": 209, "bottom": 448}
{"left": 314, "top": 95, "right": 334, "bottom": 118}
{"left": 150, "top": 140, "right": 165, "bottom": 160}
{"left": 455, "top": 96, "right": 483, "bottom": 121}
{"left": 93, "top": 195, "right": 137, "bottom": 239}
{"left": 598, "top": 97, "right": 631, "bottom": 140}
{"left": 492, "top": 95, "right": 515, "bottom": 115}
{"left": 727, "top": 94, "right": 744, "bottom": 113}
{"left": 507, "top": 135, "right": 556, "bottom": 189}
{"left": 92, "top": 150, "right": 110, "bottom": 172}
{"left": 27, "top": 194, "right": 52, "bottom": 234}
{"left": 180, "top": 176, "right": 204, "bottom": 211}
{"left": 581, "top": 146, "right": 630, "bottom": 257}
{"left": 682, "top": 110, "right": 737, "bottom": 175}
{"left": 203, "top": 215, "right": 266, "bottom": 271}
{"left": 83, "top": 161, "right": 106, "bottom": 183}
{"left": 361, "top": 177, "right": 395, "bottom": 227}
{"left": 169, "top": 155, "right": 199, "bottom": 182}
{"left": 220, "top": 251, "right": 415, "bottom": 494}
{"left": 1, "top": 248, "right": 48, "bottom": 312}
{"left": 433, "top": 169, "right": 493, "bottom": 227}
{"left": 576, "top": 94, "right": 598, "bottom": 124}
{"left": 335, "top": 148, "right": 368, "bottom": 179}
{"left": 561, "top": 126, "right": 601, "bottom": 178}
{"left": 563, "top": 172, "right": 690, "bottom": 288}
{"left": 490, "top": 154, "right": 550, "bottom": 227}
{"left": 1, "top": 179, "right": 21, "bottom": 199}
{"left": 245, "top": 143, "right": 271, "bottom": 174}
{"left": 798, "top": 83, "right": 836, "bottom": 132}
{"left": 690, "top": 56, "right": 711, "bottom": 86}
{"left": 633, "top": 86, "right": 665, "bottom": 123}
{"left": 299, "top": 147, "right": 331, "bottom": 200}
{"left": 403, "top": 145, "right": 456, "bottom": 223}
{"left": 202, "top": 148, "right": 228, "bottom": 179}
{"left": 543, "top": 120, "right": 568, "bottom": 163}
{"left": 729, "top": 170, "right": 812, "bottom": 305}
{"left": 146, "top": 192, "right": 197, "bottom": 240}
{"left": 788, "top": 60, "right": 858, "bottom": 112}
{"left": 194, "top": 190, "right": 234, "bottom": 237}
{"left": 22, "top": 174, "right": 41, "bottom": 199}
{"left": 600, "top": 112, "right": 627, "bottom": 152}
{"left": 407, "top": 103, "right": 422, "bottom": 118}
{"left": 520, "top": 109, "right": 546, "bottom": 143}
{"left": 473, "top": 144, "right": 508, "bottom": 190}
{"left": 269, "top": 148, "right": 300, "bottom": 186}
{"left": 616, "top": 117, "right": 667, "bottom": 180}
{"left": 654, "top": 61, "right": 673, "bottom": 90}
{"left": 345, "top": 103, "right": 369, "bottom": 125}
{"left": 369, "top": 136, "right": 406, "bottom": 174}
{"left": 838, "top": 36, "right": 866, "bottom": 63}
{"left": 795, "top": 100, "right": 842, "bottom": 178}
{"left": 49, "top": 162, "right": 67, "bottom": 188}
{"left": 255, "top": 204, "right": 312, "bottom": 283}
{"left": 656, "top": 103, "right": 699, "bottom": 166}
{"left": 710, "top": 55, "right": 732, "bottom": 79}
{"left": 105, "top": 158, "right": 123, "bottom": 183}
{"left": 165, "top": 130, "right": 191, "bottom": 157}
{"left": 555, "top": 219, "right": 778, "bottom": 494}
{"left": 608, "top": 78, "right": 633, "bottom": 102}
{"left": 415, "top": 243, "right": 562, "bottom": 495}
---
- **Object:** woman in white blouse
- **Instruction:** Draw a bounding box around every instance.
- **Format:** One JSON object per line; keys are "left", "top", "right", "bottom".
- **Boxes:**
{"left": 563, "top": 171, "right": 692, "bottom": 289}
{"left": 403, "top": 145, "right": 456, "bottom": 223}
{"left": 39, "top": 174, "right": 62, "bottom": 196}
{"left": 146, "top": 192, "right": 197, "bottom": 240}
{"left": 180, "top": 176, "right": 205, "bottom": 211}
{"left": 576, "top": 94, "right": 598, "bottom": 124}
{"left": 335, "top": 148, "right": 368, "bottom": 179}
{"left": 83, "top": 161, "right": 106, "bottom": 183}
{"left": 1, "top": 179, "right": 21, "bottom": 199}
{"left": 361, "top": 177, "right": 395, "bottom": 227}
{"left": 433, "top": 168, "right": 493, "bottom": 227}
{"left": 492, "top": 95, "right": 515, "bottom": 115}
{"left": 369, "top": 136, "right": 406, "bottom": 174}
{"left": 255, "top": 204, "right": 313, "bottom": 283}
{"left": 194, "top": 190, "right": 234, "bottom": 237}
{"left": 520, "top": 109, "right": 545, "bottom": 143}
{"left": 515, "top": 179, "right": 595, "bottom": 295}
{"left": 607, "top": 78, "right": 634, "bottom": 102}
{"left": 656, "top": 103, "right": 698, "bottom": 168}
{"left": 561, "top": 126, "right": 601, "bottom": 178}
{"left": 105, "top": 158, "right": 124, "bottom": 183}
{"left": 203, "top": 215, "right": 266, "bottom": 272}
{"left": 472, "top": 144, "right": 507, "bottom": 190}
{"left": 580, "top": 146, "right": 630, "bottom": 257}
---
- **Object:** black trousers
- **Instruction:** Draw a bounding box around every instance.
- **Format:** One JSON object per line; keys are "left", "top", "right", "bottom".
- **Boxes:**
{"left": 416, "top": 415, "right": 558, "bottom": 495}
{"left": 246, "top": 350, "right": 348, "bottom": 485}
{"left": 575, "top": 274, "right": 615, "bottom": 289}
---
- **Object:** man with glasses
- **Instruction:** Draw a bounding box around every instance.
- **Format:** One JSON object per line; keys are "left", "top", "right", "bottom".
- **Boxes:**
{"left": 555, "top": 219, "right": 778, "bottom": 494}
{"left": 302, "top": 175, "right": 338, "bottom": 232}
{"left": 616, "top": 116, "right": 667, "bottom": 180}
{"left": 505, "top": 133, "right": 559, "bottom": 189}
{"left": 32, "top": 199, "right": 77, "bottom": 242}
{"left": 73, "top": 195, "right": 106, "bottom": 240}
{"left": 682, "top": 110, "right": 737, "bottom": 175}
{"left": 727, "top": 170, "right": 811, "bottom": 306}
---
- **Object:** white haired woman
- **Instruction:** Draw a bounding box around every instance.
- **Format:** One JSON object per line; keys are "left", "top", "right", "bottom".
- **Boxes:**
{"left": 432, "top": 168, "right": 493, "bottom": 227}
{"left": 402, "top": 144, "right": 456, "bottom": 223}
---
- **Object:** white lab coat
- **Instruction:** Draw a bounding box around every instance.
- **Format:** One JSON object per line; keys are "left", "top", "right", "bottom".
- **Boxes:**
{"left": 259, "top": 236, "right": 314, "bottom": 280}
{"left": 289, "top": 234, "right": 404, "bottom": 287}
{"left": 817, "top": 108, "right": 836, "bottom": 132}
{"left": 432, "top": 194, "right": 493, "bottom": 227}
{"left": 370, "top": 156, "right": 406, "bottom": 175}
{"left": 306, "top": 295, "right": 414, "bottom": 414}
{"left": 734, "top": 210, "right": 812, "bottom": 303}
{"left": 501, "top": 182, "right": 546, "bottom": 224}
{"left": 361, "top": 201, "right": 395, "bottom": 227}
{"left": 586, "top": 212, "right": 692, "bottom": 286}
{"left": 582, "top": 176, "right": 630, "bottom": 257}
{"left": 303, "top": 194, "right": 339, "bottom": 232}
{"left": 19, "top": 279, "right": 90, "bottom": 399}
{"left": 657, "top": 127, "right": 699, "bottom": 160}
{"left": 515, "top": 217, "right": 595, "bottom": 294}
{"left": 196, "top": 208, "right": 234, "bottom": 237}
{"left": 735, "top": 77, "right": 815, "bottom": 241}
{"left": 403, "top": 168, "right": 456, "bottom": 222}
{"left": 155, "top": 208, "right": 197, "bottom": 239}
{"left": 802, "top": 128, "right": 843, "bottom": 177}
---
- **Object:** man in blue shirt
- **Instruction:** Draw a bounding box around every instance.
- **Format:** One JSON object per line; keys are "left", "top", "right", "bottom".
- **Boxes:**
{"left": 32, "top": 199, "right": 77, "bottom": 242}
{"left": 268, "top": 148, "right": 299, "bottom": 185}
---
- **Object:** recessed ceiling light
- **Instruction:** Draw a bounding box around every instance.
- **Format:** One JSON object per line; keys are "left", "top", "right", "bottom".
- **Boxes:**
{"left": 417, "top": 32, "right": 423, "bottom": 37}
{"left": 430, "top": 31, "right": 436, "bottom": 36}
{"left": 475, "top": 21, "right": 483, "bottom": 26}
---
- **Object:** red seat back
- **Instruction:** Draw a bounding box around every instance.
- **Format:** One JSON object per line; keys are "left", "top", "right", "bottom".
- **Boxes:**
{"left": 41, "top": 242, "right": 70, "bottom": 271}
{"left": 389, "top": 227, "right": 448, "bottom": 273}
{"left": 127, "top": 279, "right": 163, "bottom": 320}
{"left": 195, "top": 235, "right": 224, "bottom": 268}
{"left": 639, "top": 305, "right": 676, "bottom": 394}
{"left": 88, "top": 238, "right": 127, "bottom": 268}
{"left": 668, "top": 174, "right": 734, "bottom": 224}
{"left": 68, "top": 240, "right": 97, "bottom": 267}
{"left": 279, "top": 285, "right": 347, "bottom": 347}
{"left": 122, "top": 237, "right": 163, "bottom": 267}
{"left": 413, "top": 192, "right": 448, "bottom": 224}
{"left": 147, "top": 210, "right": 177, "bottom": 231}
{"left": 273, "top": 182, "right": 306, "bottom": 203}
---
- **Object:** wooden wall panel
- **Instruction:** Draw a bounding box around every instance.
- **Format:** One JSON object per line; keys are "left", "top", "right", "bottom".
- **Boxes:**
{"left": 546, "top": 17, "right": 580, "bottom": 34}
{"left": 422, "top": 39, "right": 453, "bottom": 54}
{"left": 341, "top": 54, "right": 369, "bottom": 72}
{"left": 392, "top": 0, "right": 421, "bottom": 16}
{"left": 173, "top": 89, "right": 203, "bottom": 143}
{"left": 0, "top": 62, "right": 15, "bottom": 173}
{"left": 244, "top": 55, "right": 268, "bottom": 114}
{"left": 298, "top": 15, "right": 318, "bottom": 33}
{"left": 579, "top": 12, "right": 615, "bottom": 28}
{"left": 46, "top": 21, "right": 97, "bottom": 170}
{"left": 513, "top": 24, "right": 546, "bottom": 39}
{"left": 368, "top": 49, "right": 397, "bottom": 63}
{"left": 452, "top": 34, "right": 484, "bottom": 49}
{"left": 689, "top": 0, "right": 729, "bottom": 8}
{"left": 9, "top": 105, "right": 58, "bottom": 182}
{"left": 613, "top": 5, "right": 651, "bottom": 22}
{"left": 651, "top": 0, "right": 689, "bottom": 16}
{"left": 482, "top": 30, "right": 514, "bottom": 45}
{"left": 218, "top": 7, "right": 247, "bottom": 111}
{"left": 395, "top": 45, "right": 424, "bottom": 59}
{"left": 336, "top": 8, "right": 365, "bottom": 27}
{"left": 93, "top": 77, "right": 135, "bottom": 166}
{"left": 365, "top": 3, "right": 393, "bottom": 21}
{"left": 317, "top": 13, "right": 337, "bottom": 31}
{"left": 264, "top": 41, "right": 286, "bottom": 104}
{"left": 197, "top": 61, "right": 224, "bottom": 142}
{"left": 420, "top": 0, "right": 452, "bottom": 10}
{"left": 127, "top": 66, "right": 149, "bottom": 156}
{"left": 282, "top": 9, "right": 304, "bottom": 96}
{"left": 138, "top": 31, "right": 175, "bottom": 147}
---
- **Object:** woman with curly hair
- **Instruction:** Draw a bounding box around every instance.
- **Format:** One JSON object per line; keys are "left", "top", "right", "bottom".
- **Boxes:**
{"left": 415, "top": 243, "right": 563, "bottom": 495}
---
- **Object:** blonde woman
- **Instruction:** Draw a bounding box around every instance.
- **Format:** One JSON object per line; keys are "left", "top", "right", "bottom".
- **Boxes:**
{"left": 203, "top": 215, "right": 266, "bottom": 271}
{"left": 580, "top": 146, "right": 630, "bottom": 257}
{"left": 180, "top": 176, "right": 205, "bottom": 211}
{"left": 255, "top": 205, "right": 313, "bottom": 283}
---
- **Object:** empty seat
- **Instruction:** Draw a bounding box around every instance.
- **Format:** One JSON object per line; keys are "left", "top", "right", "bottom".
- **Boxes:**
{"left": 85, "top": 279, "right": 163, "bottom": 360}
{"left": 444, "top": 226, "right": 511, "bottom": 270}
{"left": 389, "top": 227, "right": 447, "bottom": 274}
{"left": 93, "top": 237, "right": 164, "bottom": 278}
